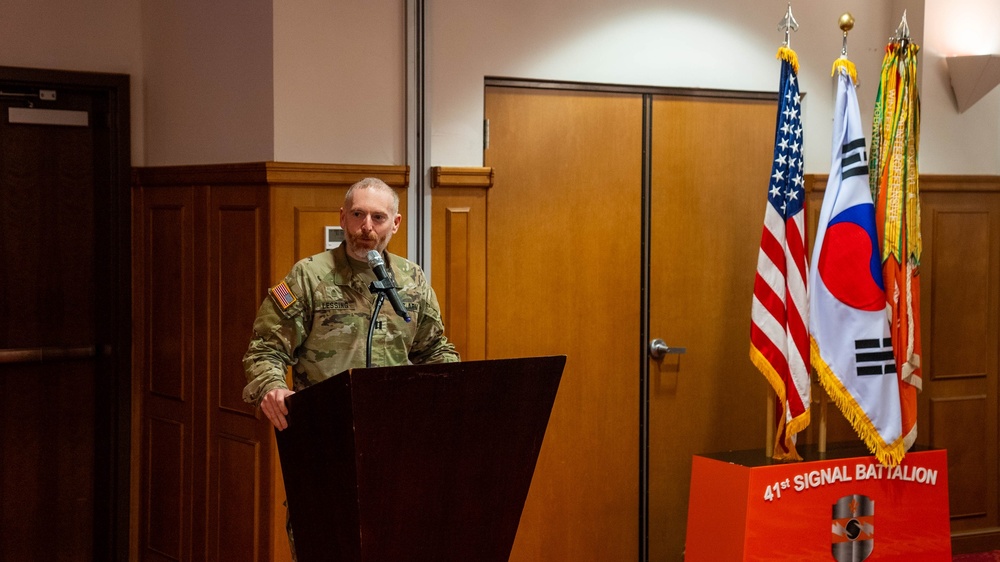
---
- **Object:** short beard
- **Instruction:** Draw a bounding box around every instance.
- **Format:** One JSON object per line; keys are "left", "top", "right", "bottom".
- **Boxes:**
{"left": 345, "top": 233, "right": 382, "bottom": 260}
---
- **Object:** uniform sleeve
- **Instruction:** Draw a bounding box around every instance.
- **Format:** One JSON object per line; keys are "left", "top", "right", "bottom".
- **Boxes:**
{"left": 241, "top": 266, "right": 313, "bottom": 406}
{"left": 407, "top": 268, "right": 461, "bottom": 365}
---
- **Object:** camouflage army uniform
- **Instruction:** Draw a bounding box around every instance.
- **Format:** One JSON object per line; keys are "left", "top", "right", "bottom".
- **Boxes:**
{"left": 242, "top": 244, "right": 459, "bottom": 405}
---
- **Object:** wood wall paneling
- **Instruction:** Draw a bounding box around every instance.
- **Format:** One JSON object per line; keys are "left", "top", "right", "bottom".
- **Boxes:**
{"left": 139, "top": 185, "right": 202, "bottom": 561}
{"left": 145, "top": 417, "right": 186, "bottom": 559}
{"left": 215, "top": 435, "right": 262, "bottom": 562}
{"left": 920, "top": 187, "right": 1000, "bottom": 551}
{"left": 445, "top": 208, "right": 471, "bottom": 356}
{"left": 930, "top": 396, "right": 988, "bottom": 519}
{"left": 927, "top": 208, "right": 990, "bottom": 378}
{"left": 209, "top": 185, "right": 272, "bottom": 562}
{"left": 147, "top": 200, "right": 188, "bottom": 401}
{"left": 431, "top": 166, "right": 491, "bottom": 361}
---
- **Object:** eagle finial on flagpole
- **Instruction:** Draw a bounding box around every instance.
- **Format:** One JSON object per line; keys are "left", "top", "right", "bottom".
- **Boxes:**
{"left": 778, "top": 3, "right": 799, "bottom": 48}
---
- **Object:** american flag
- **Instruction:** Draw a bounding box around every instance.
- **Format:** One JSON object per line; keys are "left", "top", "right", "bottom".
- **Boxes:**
{"left": 750, "top": 47, "right": 810, "bottom": 461}
{"left": 270, "top": 280, "right": 297, "bottom": 310}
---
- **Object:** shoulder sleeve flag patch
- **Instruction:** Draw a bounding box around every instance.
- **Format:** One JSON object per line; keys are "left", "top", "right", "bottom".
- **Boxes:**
{"left": 269, "top": 281, "right": 297, "bottom": 310}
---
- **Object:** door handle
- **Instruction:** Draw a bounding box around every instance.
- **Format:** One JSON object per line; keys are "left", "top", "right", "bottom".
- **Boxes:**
{"left": 648, "top": 338, "right": 686, "bottom": 360}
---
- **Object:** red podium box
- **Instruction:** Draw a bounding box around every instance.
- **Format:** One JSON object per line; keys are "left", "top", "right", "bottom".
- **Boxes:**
{"left": 685, "top": 445, "right": 951, "bottom": 561}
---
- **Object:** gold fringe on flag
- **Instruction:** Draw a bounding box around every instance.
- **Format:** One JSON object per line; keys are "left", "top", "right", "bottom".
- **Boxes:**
{"left": 831, "top": 57, "right": 858, "bottom": 85}
{"left": 751, "top": 346, "right": 809, "bottom": 462}
{"left": 812, "top": 338, "right": 907, "bottom": 467}
{"left": 777, "top": 45, "right": 799, "bottom": 75}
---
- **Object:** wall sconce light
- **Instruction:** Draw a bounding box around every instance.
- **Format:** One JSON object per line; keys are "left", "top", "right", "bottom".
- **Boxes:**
{"left": 946, "top": 54, "right": 1000, "bottom": 113}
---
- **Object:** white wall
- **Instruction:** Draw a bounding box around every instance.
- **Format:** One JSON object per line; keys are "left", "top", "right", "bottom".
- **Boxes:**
{"left": 0, "top": 1, "right": 997, "bottom": 174}
{"left": 428, "top": 0, "right": 998, "bottom": 175}
{"left": 141, "top": 0, "right": 274, "bottom": 166}
{"left": 273, "top": 0, "right": 406, "bottom": 164}
{"left": 0, "top": 0, "right": 144, "bottom": 164}
{"left": 921, "top": 0, "right": 1000, "bottom": 174}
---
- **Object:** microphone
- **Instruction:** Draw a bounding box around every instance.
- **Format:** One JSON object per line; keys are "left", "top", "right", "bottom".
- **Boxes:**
{"left": 366, "top": 250, "right": 412, "bottom": 322}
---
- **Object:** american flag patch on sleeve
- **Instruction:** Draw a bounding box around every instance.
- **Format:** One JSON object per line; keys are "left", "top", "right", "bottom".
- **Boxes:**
{"left": 269, "top": 281, "right": 297, "bottom": 310}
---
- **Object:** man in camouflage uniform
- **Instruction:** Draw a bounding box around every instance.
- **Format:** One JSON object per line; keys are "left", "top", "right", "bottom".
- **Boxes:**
{"left": 243, "top": 176, "right": 460, "bottom": 426}
{"left": 242, "top": 177, "right": 460, "bottom": 560}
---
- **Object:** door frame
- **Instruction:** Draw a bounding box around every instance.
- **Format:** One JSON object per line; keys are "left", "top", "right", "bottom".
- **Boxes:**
{"left": 0, "top": 65, "right": 132, "bottom": 561}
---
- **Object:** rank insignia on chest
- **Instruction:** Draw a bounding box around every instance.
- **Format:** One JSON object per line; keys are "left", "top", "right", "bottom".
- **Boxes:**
{"left": 269, "top": 280, "right": 298, "bottom": 310}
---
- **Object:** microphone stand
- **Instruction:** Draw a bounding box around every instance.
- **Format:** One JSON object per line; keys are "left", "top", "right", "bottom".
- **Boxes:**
{"left": 365, "top": 279, "right": 396, "bottom": 368}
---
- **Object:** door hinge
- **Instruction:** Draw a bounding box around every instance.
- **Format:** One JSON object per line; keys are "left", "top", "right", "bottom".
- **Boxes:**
{"left": 483, "top": 118, "right": 490, "bottom": 150}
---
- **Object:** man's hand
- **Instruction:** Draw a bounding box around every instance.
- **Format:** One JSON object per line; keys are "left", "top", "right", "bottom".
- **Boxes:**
{"left": 261, "top": 388, "right": 296, "bottom": 430}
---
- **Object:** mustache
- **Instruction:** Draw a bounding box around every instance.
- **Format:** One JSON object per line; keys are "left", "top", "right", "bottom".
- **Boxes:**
{"left": 348, "top": 231, "right": 378, "bottom": 242}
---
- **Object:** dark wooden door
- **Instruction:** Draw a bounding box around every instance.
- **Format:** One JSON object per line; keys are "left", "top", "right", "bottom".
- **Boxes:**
{"left": 0, "top": 67, "right": 131, "bottom": 561}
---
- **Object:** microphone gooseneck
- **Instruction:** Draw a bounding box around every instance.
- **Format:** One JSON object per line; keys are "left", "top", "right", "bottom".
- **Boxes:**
{"left": 366, "top": 250, "right": 412, "bottom": 323}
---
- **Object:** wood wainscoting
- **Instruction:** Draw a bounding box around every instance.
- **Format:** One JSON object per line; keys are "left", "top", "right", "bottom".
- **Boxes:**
{"left": 132, "top": 161, "right": 998, "bottom": 559}
{"left": 430, "top": 166, "right": 492, "bottom": 362}
{"left": 131, "top": 162, "right": 408, "bottom": 562}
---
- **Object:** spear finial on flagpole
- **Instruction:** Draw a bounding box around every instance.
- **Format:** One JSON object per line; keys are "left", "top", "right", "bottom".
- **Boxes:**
{"left": 776, "top": 4, "right": 800, "bottom": 73}
{"left": 778, "top": 3, "right": 799, "bottom": 48}
{"left": 894, "top": 10, "right": 910, "bottom": 43}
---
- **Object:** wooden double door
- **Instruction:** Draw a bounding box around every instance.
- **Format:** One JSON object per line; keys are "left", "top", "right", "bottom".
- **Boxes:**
{"left": 483, "top": 85, "right": 778, "bottom": 561}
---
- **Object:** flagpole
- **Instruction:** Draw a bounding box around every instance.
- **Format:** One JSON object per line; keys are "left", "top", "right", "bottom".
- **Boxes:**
{"left": 755, "top": 2, "right": 805, "bottom": 462}
{"left": 763, "top": 2, "right": 783, "bottom": 457}
{"left": 819, "top": 388, "right": 828, "bottom": 455}
{"left": 817, "top": 12, "right": 858, "bottom": 459}
{"left": 766, "top": 392, "right": 775, "bottom": 455}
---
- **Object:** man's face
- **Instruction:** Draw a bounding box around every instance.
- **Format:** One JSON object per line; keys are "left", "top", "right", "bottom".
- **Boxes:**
{"left": 340, "top": 187, "right": 401, "bottom": 261}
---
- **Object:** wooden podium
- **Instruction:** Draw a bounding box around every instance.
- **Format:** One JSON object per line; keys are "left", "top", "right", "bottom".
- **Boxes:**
{"left": 274, "top": 356, "right": 565, "bottom": 562}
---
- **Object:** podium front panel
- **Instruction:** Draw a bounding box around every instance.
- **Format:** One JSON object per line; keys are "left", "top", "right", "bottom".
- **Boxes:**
{"left": 276, "top": 356, "right": 565, "bottom": 562}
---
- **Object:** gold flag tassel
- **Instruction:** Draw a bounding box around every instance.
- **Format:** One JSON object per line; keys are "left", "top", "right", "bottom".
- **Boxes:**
{"left": 777, "top": 46, "right": 799, "bottom": 75}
